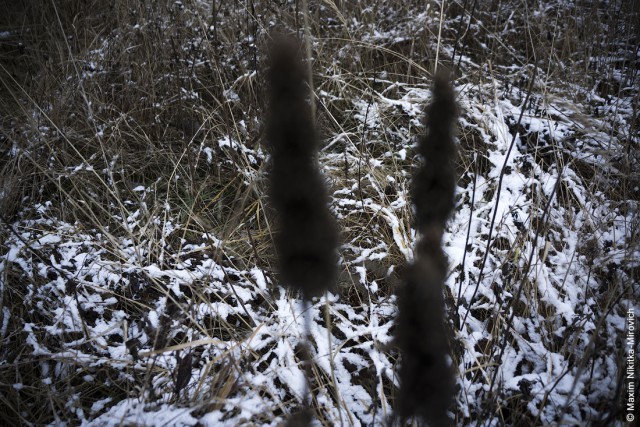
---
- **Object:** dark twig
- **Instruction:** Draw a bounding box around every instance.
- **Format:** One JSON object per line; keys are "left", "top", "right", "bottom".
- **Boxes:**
{"left": 460, "top": 64, "right": 538, "bottom": 330}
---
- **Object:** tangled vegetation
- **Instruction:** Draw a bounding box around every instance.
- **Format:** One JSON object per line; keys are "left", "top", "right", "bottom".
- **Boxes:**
{"left": 0, "top": 0, "right": 638, "bottom": 425}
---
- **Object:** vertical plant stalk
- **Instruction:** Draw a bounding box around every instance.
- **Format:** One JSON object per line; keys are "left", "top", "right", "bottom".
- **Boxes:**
{"left": 266, "top": 37, "right": 338, "bottom": 300}
{"left": 454, "top": 0, "right": 478, "bottom": 70}
{"left": 460, "top": 65, "right": 538, "bottom": 330}
{"left": 434, "top": 0, "right": 446, "bottom": 74}
{"left": 395, "top": 73, "right": 457, "bottom": 427}
{"left": 266, "top": 37, "right": 339, "bottom": 424}
{"left": 301, "top": 0, "right": 316, "bottom": 121}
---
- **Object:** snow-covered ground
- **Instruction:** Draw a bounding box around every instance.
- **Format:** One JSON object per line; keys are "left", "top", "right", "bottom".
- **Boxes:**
{"left": 1, "top": 0, "right": 638, "bottom": 425}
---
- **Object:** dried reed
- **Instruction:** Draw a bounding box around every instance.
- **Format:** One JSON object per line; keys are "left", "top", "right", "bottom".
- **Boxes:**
{"left": 266, "top": 37, "right": 338, "bottom": 300}
{"left": 395, "top": 72, "right": 457, "bottom": 427}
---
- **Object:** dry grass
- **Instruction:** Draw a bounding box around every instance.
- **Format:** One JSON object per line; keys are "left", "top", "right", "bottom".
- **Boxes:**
{"left": 0, "top": 0, "right": 637, "bottom": 425}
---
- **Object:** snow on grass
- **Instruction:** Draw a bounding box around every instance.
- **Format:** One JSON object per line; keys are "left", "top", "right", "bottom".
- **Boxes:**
{"left": 1, "top": 0, "right": 638, "bottom": 425}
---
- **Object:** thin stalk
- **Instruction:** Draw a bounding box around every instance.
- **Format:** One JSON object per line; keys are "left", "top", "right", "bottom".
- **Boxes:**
{"left": 460, "top": 64, "right": 538, "bottom": 329}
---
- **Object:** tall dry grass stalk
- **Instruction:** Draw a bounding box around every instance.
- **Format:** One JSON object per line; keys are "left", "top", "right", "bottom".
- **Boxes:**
{"left": 395, "top": 72, "right": 457, "bottom": 426}
{"left": 266, "top": 37, "right": 338, "bottom": 300}
{"left": 266, "top": 36, "right": 339, "bottom": 425}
